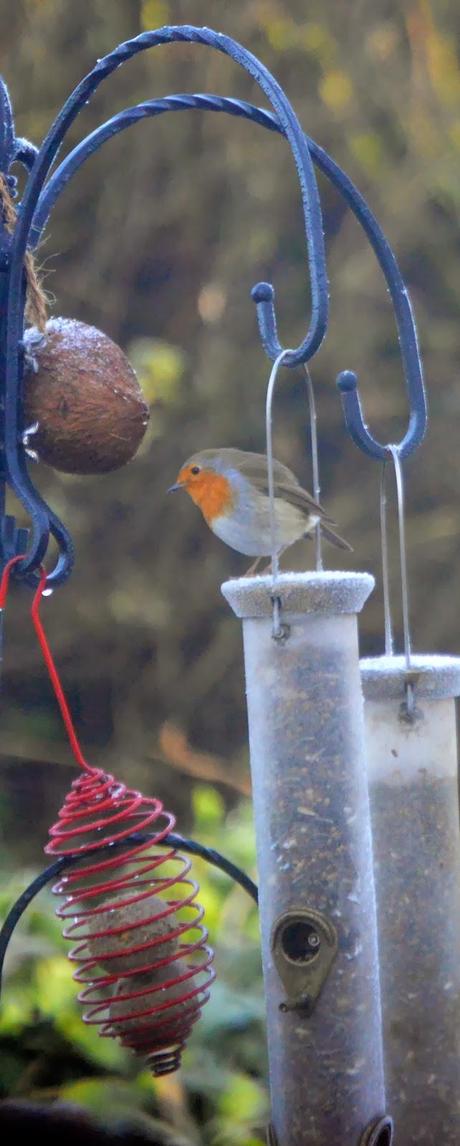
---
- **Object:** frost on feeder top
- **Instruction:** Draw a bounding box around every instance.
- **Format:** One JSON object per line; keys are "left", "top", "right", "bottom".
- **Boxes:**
{"left": 361, "top": 653, "right": 460, "bottom": 700}
{"left": 222, "top": 570, "right": 375, "bottom": 618}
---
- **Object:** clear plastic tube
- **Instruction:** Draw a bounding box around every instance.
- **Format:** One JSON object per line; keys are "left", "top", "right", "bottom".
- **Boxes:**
{"left": 223, "top": 572, "right": 385, "bottom": 1146}
{"left": 361, "top": 654, "right": 460, "bottom": 1143}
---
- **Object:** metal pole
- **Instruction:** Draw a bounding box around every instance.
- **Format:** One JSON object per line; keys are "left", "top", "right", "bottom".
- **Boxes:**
{"left": 0, "top": 161, "right": 10, "bottom": 662}
{"left": 222, "top": 571, "right": 387, "bottom": 1146}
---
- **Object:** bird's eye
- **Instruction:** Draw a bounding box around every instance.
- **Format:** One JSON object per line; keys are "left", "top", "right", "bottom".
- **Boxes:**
{"left": 190, "top": 465, "right": 201, "bottom": 475}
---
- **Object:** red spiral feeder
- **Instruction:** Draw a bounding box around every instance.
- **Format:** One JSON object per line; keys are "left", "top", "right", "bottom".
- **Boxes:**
{"left": 46, "top": 770, "right": 214, "bottom": 1075}
{"left": 0, "top": 559, "right": 215, "bottom": 1075}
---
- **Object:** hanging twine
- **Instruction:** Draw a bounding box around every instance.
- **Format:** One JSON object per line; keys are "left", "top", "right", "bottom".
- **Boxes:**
{"left": 0, "top": 172, "right": 48, "bottom": 332}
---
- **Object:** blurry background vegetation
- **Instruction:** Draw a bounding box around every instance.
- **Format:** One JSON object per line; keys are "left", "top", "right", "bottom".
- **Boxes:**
{"left": 0, "top": 0, "right": 459, "bottom": 1141}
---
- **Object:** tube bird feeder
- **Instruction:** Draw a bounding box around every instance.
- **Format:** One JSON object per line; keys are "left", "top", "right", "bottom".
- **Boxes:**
{"left": 0, "top": 20, "right": 448, "bottom": 1146}
{"left": 222, "top": 572, "right": 387, "bottom": 1146}
{"left": 361, "top": 655, "right": 460, "bottom": 1143}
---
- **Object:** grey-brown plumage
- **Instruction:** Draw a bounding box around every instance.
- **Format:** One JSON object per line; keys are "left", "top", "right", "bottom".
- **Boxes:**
{"left": 171, "top": 447, "right": 352, "bottom": 562}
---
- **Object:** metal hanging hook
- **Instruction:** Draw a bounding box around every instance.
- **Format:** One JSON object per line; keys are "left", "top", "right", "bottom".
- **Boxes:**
{"left": 266, "top": 350, "right": 293, "bottom": 640}
{"left": 303, "top": 364, "right": 323, "bottom": 573}
{"left": 379, "top": 460, "right": 393, "bottom": 658}
{"left": 265, "top": 353, "right": 324, "bottom": 640}
{"left": 336, "top": 292, "right": 427, "bottom": 461}
{"left": 385, "top": 445, "right": 412, "bottom": 670}
{"left": 379, "top": 444, "right": 416, "bottom": 718}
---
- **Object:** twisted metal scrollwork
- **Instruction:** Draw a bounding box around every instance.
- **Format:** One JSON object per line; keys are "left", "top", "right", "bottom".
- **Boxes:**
{"left": 0, "top": 24, "right": 427, "bottom": 586}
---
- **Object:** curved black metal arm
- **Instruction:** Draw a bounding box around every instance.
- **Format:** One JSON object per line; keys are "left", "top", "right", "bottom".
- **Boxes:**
{"left": 0, "top": 831, "right": 258, "bottom": 995}
{"left": 1, "top": 25, "right": 330, "bottom": 585}
{"left": 0, "top": 76, "right": 38, "bottom": 174}
{"left": 0, "top": 79, "right": 15, "bottom": 172}
{"left": 0, "top": 87, "right": 74, "bottom": 586}
{"left": 13, "top": 138, "right": 39, "bottom": 169}
{"left": 0, "top": 24, "right": 428, "bottom": 586}
{"left": 33, "top": 93, "right": 427, "bottom": 464}
{"left": 7, "top": 24, "right": 328, "bottom": 389}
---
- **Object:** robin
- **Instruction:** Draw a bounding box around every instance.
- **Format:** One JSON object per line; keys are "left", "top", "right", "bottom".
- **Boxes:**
{"left": 168, "top": 448, "right": 352, "bottom": 573}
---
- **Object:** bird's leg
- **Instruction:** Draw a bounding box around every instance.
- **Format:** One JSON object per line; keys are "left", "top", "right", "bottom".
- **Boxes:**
{"left": 258, "top": 546, "right": 288, "bottom": 575}
{"left": 243, "top": 556, "right": 264, "bottom": 577}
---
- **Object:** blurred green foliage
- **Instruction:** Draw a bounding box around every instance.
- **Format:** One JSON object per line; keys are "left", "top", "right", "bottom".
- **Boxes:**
{"left": 0, "top": 0, "right": 459, "bottom": 1140}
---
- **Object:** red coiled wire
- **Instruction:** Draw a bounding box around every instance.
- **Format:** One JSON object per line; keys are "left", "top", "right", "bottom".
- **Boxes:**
{"left": 0, "top": 558, "right": 215, "bottom": 1075}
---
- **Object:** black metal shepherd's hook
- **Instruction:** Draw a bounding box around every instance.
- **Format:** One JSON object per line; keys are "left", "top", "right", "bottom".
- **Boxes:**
{"left": 31, "top": 90, "right": 427, "bottom": 467}
{"left": 0, "top": 25, "right": 330, "bottom": 587}
{"left": 0, "top": 23, "right": 427, "bottom": 590}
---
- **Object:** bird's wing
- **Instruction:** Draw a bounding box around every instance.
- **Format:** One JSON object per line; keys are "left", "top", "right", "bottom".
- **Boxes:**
{"left": 272, "top": 480, "right": 334, "bottom": 521}
{"left": 233, "top": 451, "right": 300, "bottom": 487}
{"left": 234, "top": 453, "right": 331, "bottom": 520}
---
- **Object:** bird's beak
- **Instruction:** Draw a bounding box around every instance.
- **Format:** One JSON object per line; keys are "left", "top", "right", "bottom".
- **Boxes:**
{"left": 167, "top": 481, "right": 184, "bottom": 493}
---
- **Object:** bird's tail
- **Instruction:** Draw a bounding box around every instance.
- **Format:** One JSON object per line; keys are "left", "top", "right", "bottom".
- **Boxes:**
{"left": 309, "top": 523, "right": 353, "bottom": 552}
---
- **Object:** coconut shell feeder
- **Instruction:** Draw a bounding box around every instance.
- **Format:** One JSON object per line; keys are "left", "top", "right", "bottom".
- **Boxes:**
{"left": 0, "top": 21, "right": 458, "bottom": 1146}
{"left": 23, "top": 318, "right": 149, "bottom": 475}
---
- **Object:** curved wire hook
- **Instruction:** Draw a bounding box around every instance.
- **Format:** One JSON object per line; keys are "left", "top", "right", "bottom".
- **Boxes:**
{"left": 266, "top": 350, "right": 294, "bottom": 583}
{"left": 337, "top": 356, "right": 427, "bottom": 461}
{"left": 265, "top": 353, "right": 324, "bottom": 639}
{"left": 32, "top": 92, "right": 427, "bottom": 470}
{"left": 380, "top": 444, "right": 412, "bottom": 669}
{"left": 379, "top": 445, "right": 417, "bottom": 719}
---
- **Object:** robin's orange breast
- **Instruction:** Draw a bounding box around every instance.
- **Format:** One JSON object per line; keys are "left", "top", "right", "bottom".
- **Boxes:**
{"left": 186, "top": 472, "right": 235, "bottom": 524}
